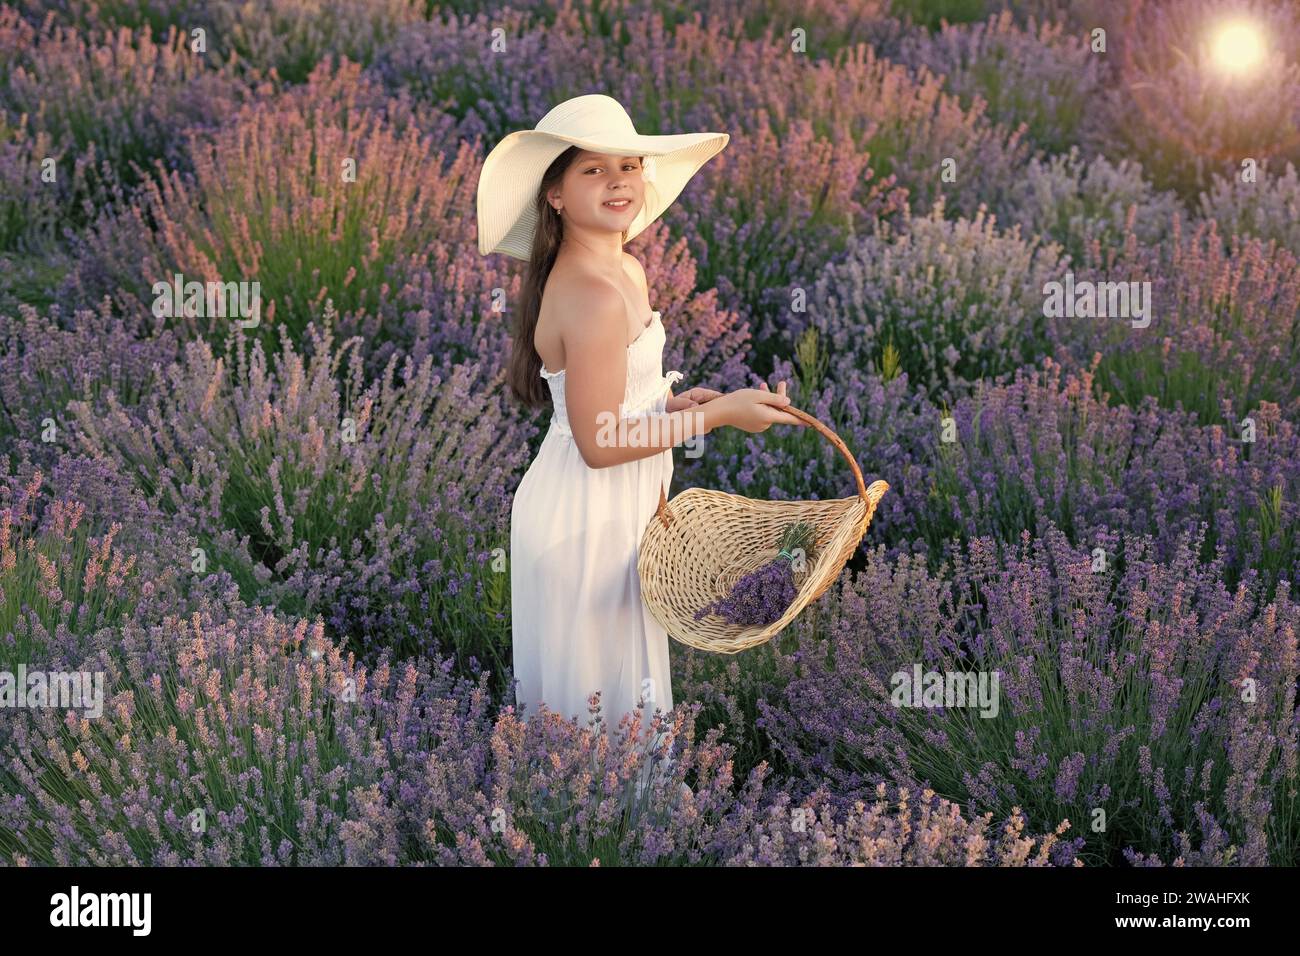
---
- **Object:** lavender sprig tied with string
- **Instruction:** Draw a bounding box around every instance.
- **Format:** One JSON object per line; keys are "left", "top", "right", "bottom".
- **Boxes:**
{"left": 693, "top": 521, "right": 817, "bottom": 627}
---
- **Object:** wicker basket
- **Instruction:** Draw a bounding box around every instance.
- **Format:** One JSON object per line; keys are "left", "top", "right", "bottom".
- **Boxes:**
{"left": 637, "top": 404, "right": 889, "bottom": 653}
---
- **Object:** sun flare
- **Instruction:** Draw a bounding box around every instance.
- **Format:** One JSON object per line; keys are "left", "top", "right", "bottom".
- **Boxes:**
{"left": 1208, "top": 18, "right": 1267, "bottom": 77}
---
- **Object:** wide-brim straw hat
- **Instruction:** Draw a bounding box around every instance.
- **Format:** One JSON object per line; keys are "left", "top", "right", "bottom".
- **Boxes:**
{"left": 476, "top": 94, "right": 729, "bottom": 260}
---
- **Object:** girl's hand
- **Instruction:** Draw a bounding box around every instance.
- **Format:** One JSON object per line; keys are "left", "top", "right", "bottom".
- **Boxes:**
{"left": 666, "top": 386, "right": 723, "bottom": 412}
{"left": 710, "top": 380, "right": 803, "bottom": 433}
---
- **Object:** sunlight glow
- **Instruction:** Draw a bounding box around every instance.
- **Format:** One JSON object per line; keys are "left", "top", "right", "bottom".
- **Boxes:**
{"left": 1208, "top": 19, "right": 1266, "bottom": 77}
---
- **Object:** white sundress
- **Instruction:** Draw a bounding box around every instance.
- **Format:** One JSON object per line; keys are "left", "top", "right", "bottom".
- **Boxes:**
{"left": 510, "top": 309, "right": 684, "bottom": 757}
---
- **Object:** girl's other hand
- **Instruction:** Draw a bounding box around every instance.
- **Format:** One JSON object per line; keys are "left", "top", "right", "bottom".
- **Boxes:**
{"left": 712, "top": 380, "right": 804, "bottom": 432}
{"left": 666, "top": 386, "right": 723, "bottom": 412}
{"left": 681, "top": 386, "right": 723, "bottom": 404}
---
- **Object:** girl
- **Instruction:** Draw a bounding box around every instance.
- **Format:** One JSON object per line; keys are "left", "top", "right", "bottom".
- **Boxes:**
{"left": 477, "top": 94, "right": 802, "bottom": 798}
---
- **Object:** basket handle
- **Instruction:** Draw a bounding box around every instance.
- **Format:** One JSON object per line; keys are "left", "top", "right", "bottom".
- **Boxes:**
{"left": 654, "top": 403, "right": 873, "bottom": 529}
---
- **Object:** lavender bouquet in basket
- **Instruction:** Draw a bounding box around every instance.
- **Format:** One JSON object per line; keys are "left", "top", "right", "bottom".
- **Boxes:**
{"left": 692, "top": 521, "right": 817, "bottom": 627}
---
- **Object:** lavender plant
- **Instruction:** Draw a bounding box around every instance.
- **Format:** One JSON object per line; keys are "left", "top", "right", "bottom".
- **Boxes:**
{"left": 725, "top": 781, "right": 1080, "bottom": 866}
{"left": 1062, "top": 214, "right": 1300, "bottom": 426}
{"left": 373, "top": 4, "right": 611, "bottom": 148}
{"left": 989, "top": 145, "right": 1183, "bottom": 270}
{"left": 0, "top": 469, "right": 144, "bottom": 667}
{"left": 75, "top": 59, "right": 471, "bottom": 352}
{"left": 0, "top": 4, "right": 34, "bottom": 82}
{"left": 206, "top": 0, "right": 424, "bottom": 85}
{"left": 9, "top": 0, "right": 217, "bottom": 41}
{"left": 1, "top": 602, "right": 424, "bottom": 865}
{"left": 0, "top": 301, "right": 181, "bottom": 468}
{"left": 0, "top": 116, "right": 113, "bottom": 257}
{"left": 1198, "top": 159, "right": 1300, "bottom": 262}
{"left": 806, "top": 198, "right": 1067, "bottom": 404}
{"left": 672, "top": 116, "right": 907, "bottom": 363}
{"left": 920, "top": 358, "right": 1300, "bottom": 600}
{"left": 681, "top": 22, "right": 1027, "bottom": 217}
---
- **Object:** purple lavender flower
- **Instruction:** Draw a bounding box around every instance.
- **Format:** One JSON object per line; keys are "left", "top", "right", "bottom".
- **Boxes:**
{"left": 694, "top": 521, "right": 815, "bottom": 627}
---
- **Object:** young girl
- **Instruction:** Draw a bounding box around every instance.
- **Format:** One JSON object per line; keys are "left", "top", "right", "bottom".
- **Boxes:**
{"left": 477, "top": 94, "right": 801, "bottom": 794}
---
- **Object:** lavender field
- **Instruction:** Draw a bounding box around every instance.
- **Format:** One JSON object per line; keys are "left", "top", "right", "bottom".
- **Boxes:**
{"left": 0, "top": 0, "right": 1297, "bottom": 868}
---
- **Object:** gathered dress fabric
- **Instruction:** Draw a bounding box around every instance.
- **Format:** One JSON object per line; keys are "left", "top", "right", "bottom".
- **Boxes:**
{"left": 510, "top": 310, "right": 684, "bottom": 766}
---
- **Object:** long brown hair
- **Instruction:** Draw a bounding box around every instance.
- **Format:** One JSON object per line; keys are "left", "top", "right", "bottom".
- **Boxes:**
{"left": 506, "top": 145, "right": 637, "bottom": 407}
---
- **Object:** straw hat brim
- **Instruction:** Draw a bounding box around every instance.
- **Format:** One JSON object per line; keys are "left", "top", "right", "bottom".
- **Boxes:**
{"left": 477, "top": 128, "right": 729, "bottom": 260}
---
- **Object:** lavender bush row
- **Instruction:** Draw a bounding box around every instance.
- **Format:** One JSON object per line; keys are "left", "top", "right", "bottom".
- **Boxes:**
{"left": 0, "top": 301, "right": 181, "bottom": 471}
{"left": 0, "top": 450, "right": 223, "bottom": 672}
{"left": 0, "top": 439, "right": 1066, "bottom": 867}
{"left": 13, "top": 0, "right": 425, "bottom": 83}
{"left": 607, "top": 18, "right": 1034, "bottom": 318}
{"left": 894, "top": 7, "right": 1105, "bottom": 155}
{"left": 205, "top": 0, "right": 425, "bottom": 85}
{"left": 1051, "top": 213, "right": 1300, "bottom": 426}
{"left": 373, "top": 4, "right": 611, "bottom": 148}
{"left": 727, "top": 781, "right": 1079, "bottom": 866}
{"left": 10, "top": 0, "right": 216, "bottom": 42}
{"left": 1197, "top": 159, "right": 1300, "bottom": 263}
{"left": 989, "top": 145, "right": 1184, "bottom": 272}
{"left": 0, "top": 15, "right": 252, "bottom": 187}
{"left": 375, "top": 2, "right": 922, "bottom": 147}
{"left": 754, "top": 522, "right": 1298, "bottom": 865}
{"left": 678, "top": 331, "right": 1299, "bottom": 603}
{"left": 670, "top": 114, "right": 907, "bottom": 363}
{"left": 0, "top": 445, "right": 1076, "bottom": 866}
{"left": 1, "top": 595, "right": 488, "bottom": 864}
{"left": 806, "top": 199, "right": 1067, "bottom": 405}
{"left": 0, "top": 468, "right": 144, "bottom": 668}
{"left": 924, "top": 361, "right": 1300, "bottom": 599}
{"left": 70, "top": 57, "right": 468, "bottom": 352}
{"left": 64, "top": 310, "right": 532, "bottom": 674}
{"left": 0, "top": 116, "right": 115, "bottom": 258}
{"left": 0, "top": 559, "right": 1073, "bottom": 865}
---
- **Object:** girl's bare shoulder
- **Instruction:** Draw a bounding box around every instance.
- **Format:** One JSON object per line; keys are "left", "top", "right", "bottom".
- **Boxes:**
{"left": 542, "top": 261, "right": 628, "bottom": 333}
{"left": 621, "top": 251, "right": 648, "bottom": 296}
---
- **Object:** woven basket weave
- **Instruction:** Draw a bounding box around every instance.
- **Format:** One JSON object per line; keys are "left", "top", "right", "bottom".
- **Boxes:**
{"left": 637, "top": 404, "right": 889, "bottom": 653}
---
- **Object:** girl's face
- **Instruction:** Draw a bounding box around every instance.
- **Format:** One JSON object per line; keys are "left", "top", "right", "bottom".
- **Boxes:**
{"left": 555, "top": 151, "right": 645, "bottom": 233}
